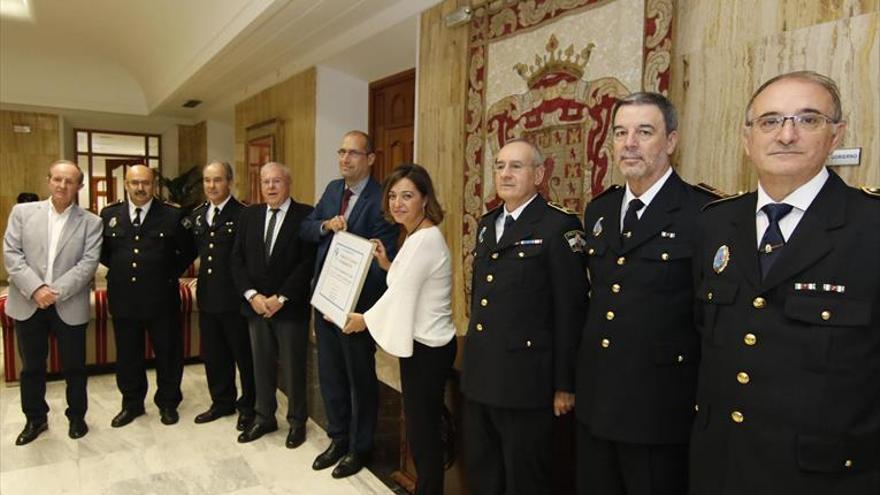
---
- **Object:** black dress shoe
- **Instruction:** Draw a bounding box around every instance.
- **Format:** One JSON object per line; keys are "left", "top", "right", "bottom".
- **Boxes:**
{"left": 236, "top": 413, "right": 255, "bottom": 432}
{"left": 312, "top": 439, "right": 348, "bottom": 470}
{"left": 285, "top": 425, "right": 306, "bottom": 449}
{"left": 159, "top": 408, "right": 179, "bottom": 425}
{"left": 111, "top": 408, "right": 145, "bottom": 428}
{"left": 68, "top": 417, "right": 89, "bottom": 439}
{"left": 194, "top": 407, "right": 235, "bottom": 424}
{"left": 15, "top": 420, "right": 48, "bottom": 446}
{"left": 237, "top": 422, "right": 278, "bottom": 443}
{"left": 332, "top": 452, "right": 366, "bottom": 479}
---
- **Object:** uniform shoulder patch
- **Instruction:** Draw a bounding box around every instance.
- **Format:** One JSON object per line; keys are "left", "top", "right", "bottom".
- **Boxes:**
{"left": 163, "top": 200, "right": 181, "bottom": 208}
{"left": 702, "top": 191, "right": 748, "bottom": 211}
{"left": 693, "top": 182, "right": 726, "bottom": 200}
{"left": 589, "top": 184, "right": 622, "bottom": 203}
{"left": 192, "top": 202, "right": 209, "bottom": 213}
{"left": 861, "top": 186, "right": 880, "bottom": 198}
{"left": 105, "top": 199, "right": 124, "bottom": 208}
{"left": 479, "top": 204, "right": 502, "bottom": 220}
{"left": 548, "top": 202, "right": 577, "bottom": 215}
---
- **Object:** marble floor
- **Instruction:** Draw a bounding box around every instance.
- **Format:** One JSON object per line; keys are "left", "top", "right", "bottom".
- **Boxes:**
{"left": 0, "top": 364, "right": 395, "bottom": 495}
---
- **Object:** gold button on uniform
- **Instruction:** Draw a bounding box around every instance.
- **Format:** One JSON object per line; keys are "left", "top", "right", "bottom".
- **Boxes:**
{"left": 210, "top": 232, "right": 215, "bottom": 237}
{"left": 131, "top": 262, "right": 137, "bottom": 268}
{"left": 736, "top": 372, "right": 750, "bottom": 384}
{"left": 707, "top": 292, "right": 713, "bottom": 300}
{"left": 476, "top": 323, "right": 484, "bottom": 332}
{"left": 518, "top": 252, "right": 524, "bottom": 258}
{"left": 731, "top": 410, "right": 744, "bottom": 423}
{"left": 486, "top": 274, "right": 494, "bottom": 282}
{"left": 752, "top": 297, "right": 766, "bottom": 309}
{"left": 207, "top": 268, "right": 213, "bottom": 274}
{"left": 600, "top": 338, "right": 610, "bottom": 348}
{"left": 526, "top": 340, "right": 532, "bottom": 348}
{"left": 480, "top": 298, "right": 488, "bottom": 307}
{"left": 611, "top": 283, "right": 621, "bottom": 293}
{"left": 159, "top": 232, "right": 164, "bottom": 237}
{"left": 820, "top": 310, "right": 831, "bottom": 321}
{"left": 133, "top": 248, "right": 140, "bottom": 254}
{"left": 661, "top": 252, "right": 670, "bottom": 261}
{"left": 209, "top": 243, "right": 214, "bottom": 249}
{"left": 207, "top": 256, "right": 213, "bottom": 262}
{"left": 130, "top": 276, "right": 137, "bottom": 282}
{"left": 605, "top": 311, "right": 615, "bottom": 321}
{"left": 588, "top": 248, "right": 595, "bottom": 255}
{"left": 844, "top": 459, "right": 853, "bottom": 468}
{"left": 617, "top": 256, "right": 626, "bottom": 265}
{"left": 744, "top": 333, "right": 757, "bottom": 346}
{"left": 677, "top": 355, "right": 684, "bottom": 363}
{"left": 491, "top": 253, "right": 499, "bottom": 259}
{"left": 134, "top": 235, "right": 140, "bottom": 241}
{"left": 694, "top": 404, "right": 700, "bottom": 412}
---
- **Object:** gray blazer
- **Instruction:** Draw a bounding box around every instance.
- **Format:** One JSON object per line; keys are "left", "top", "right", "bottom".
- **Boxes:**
{"left": 3, "top": 200, "right": 103, "bottom": 326}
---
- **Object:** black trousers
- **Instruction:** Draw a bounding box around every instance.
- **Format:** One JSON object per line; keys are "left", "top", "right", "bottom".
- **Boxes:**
{"left": 464, "top": 398, "right": 554, "bottom": 495}
{"left": 247, "top": 316, "right": 308, "bottom": 428}
{"left": 314, "top": 313, "right": 378, "bottom": 454}
{"left": 199, "top": 310, "right": 255, "bottom": 414}
{"left": 15, "top": 307, "right": 87, "bottom": 421}
{"left": 400, "top": 338, "right": 457, "bottom": 495}
{"left": 577, "top": 421, "right": 688, "bottom": 495}
{"left": 112, "top": 312, "right": 183, "bottom": 411}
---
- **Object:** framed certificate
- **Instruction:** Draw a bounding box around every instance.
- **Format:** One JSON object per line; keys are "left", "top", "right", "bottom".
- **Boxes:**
{"left": 310, "top": 231, "right": 376, "bottom": 328}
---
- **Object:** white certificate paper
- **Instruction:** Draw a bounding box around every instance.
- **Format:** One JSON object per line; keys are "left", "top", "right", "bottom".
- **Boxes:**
{"left": 310, "top": 231, "right": 376, "bottom": 329}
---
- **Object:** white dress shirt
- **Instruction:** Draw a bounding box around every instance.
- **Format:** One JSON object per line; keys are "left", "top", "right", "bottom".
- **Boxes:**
{"left": 128, "top": 198, "right": 153, "bottom": 224}
{"left": 495, "top": 193, "right": 538, "bottom": 242}
{"left": 619, "top": 166, "right": 673, "bottom": 232}
{"left": 364, "top": 226, "right": 456, "bottom": 357}
{"left": 755, "top": 167, "right": 829, "bottom": 247}
{"left": 263, "top": 198, "right": 291, "bottom": 255}
{"left": 46, "top": 201, "right": 73, "bottom": 284}
{"left": 207, "top": 195, "right": 232, "bottom": 226}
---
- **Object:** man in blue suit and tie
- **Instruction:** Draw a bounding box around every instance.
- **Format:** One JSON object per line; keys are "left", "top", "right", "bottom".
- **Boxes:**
{"left": 301, "top": 130, "right": 398, "bottom": 478}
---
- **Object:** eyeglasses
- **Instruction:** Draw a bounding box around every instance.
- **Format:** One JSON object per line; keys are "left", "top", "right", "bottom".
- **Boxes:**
{"left": 337, "top": 148, "right": 370, "bottom": 158}
{"left": 745, "top": 112, "right": 838, "bottom": 133}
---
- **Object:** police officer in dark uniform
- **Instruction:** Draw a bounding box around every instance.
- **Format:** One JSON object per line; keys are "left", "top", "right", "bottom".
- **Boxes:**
{"left": 462, "top": 139, "right": 588, "bottom": 495}
{"left": 691, "top": 71, "right": 880, "bottom": 494}
{"left": 188, "top": 161, "right": 256, "bottom": 431}
{"left": 100, "top": 164, "right": 195, "bottom": 428}
{"left": 576, "top": 93, "right": 720, "bottom": 495}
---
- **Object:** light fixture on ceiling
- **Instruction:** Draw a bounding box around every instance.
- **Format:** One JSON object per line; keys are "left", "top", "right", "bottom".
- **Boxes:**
{"left": 0, "top": 0, "right": 32, "bottom": 20}
{"left": 445, "top": 6, "right": 472, "bottom": 27}
{"left": 182, "top": 99, "right": 203, "bottom": 108}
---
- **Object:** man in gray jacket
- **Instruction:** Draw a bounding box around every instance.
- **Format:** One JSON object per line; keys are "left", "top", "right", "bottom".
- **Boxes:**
{"left": 3, "top": 160, "right": 102, "bottom": 445}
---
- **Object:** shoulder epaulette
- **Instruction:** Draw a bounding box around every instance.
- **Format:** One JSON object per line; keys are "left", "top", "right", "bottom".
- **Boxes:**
{"left": 693, "top": 182, "right": 726, "bottom": 199}
{"left": 480, "top": 203, "right": 502, "bottom": 219}
{"left": 861, "top": 186, "right": 880, "bottom": 198}
{"left": 163, "top": 200, "right": 181, "bottom": 208}
{"left": 589, "top": 184, "right": 622, "bottom": 202}
{"left": 702, "top": 191, "right": 748, "bottom": 211}
{"left": 192, "top": 201, "right": 209, "bottom": 213}
{"left": 548, "top": 201, "right": 577, "bottom": 215}
{"left": 105, "top": 199, "right": 124, "bottom": 207}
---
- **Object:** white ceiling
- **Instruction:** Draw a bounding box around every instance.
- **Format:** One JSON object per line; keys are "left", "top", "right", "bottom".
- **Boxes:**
{"left": 0, "top": 0, "right": 437, "bottom": 121}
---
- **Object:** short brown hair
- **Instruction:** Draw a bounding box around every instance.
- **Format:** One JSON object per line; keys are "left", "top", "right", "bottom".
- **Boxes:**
{"left": 344, "top": 130, "right": 374, "bottom": 154}
{"left": 746, "top": 70, "right": 843, "bottom": 122}
{"left": 381, "top": 163, "right": 444, "bottom": 225}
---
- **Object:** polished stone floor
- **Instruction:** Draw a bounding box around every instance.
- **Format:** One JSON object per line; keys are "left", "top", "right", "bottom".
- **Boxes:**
{"left": 0, "top": 364, "right": 394, "bottom": 495}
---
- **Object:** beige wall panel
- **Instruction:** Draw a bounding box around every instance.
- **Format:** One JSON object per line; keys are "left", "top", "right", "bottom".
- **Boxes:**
{"left": 178, "top": 121, "right": 207, "bottom": 173}
{"left": 671, "top": 2, "right": 879, "bottom": 193}
{"left": 416, "top": 0, "right": 470, "bottom": 334}
{"left": 0, "top": 110, "right": 61, "bottom": 280}
{"left": 234, "top": 68, "right": 316, "bottom": 204}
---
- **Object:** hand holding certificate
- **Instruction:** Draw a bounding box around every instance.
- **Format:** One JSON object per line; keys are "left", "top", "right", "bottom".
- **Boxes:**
{"left": 310, "top": 231, "right": 376, "bottom": 329}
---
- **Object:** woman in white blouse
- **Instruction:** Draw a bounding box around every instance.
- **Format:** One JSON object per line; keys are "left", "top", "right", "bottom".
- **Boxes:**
{"left": 344, "top": 163, "right": 456, "bottom": 495}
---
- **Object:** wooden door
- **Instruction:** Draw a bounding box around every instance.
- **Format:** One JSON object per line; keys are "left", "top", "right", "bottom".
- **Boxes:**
{"left": 369, "top": 69, "right": 415, "bottom": 185}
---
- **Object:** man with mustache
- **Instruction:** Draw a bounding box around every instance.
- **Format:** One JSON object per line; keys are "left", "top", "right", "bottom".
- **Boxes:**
{"left": 690, "top": 71, "right": 880, "bottom": 494}
{"left": 100, "top": 164, "right": 195, "bottom": 428}
{"left": 576, "top": 93, "right": 719, "bottom": 495}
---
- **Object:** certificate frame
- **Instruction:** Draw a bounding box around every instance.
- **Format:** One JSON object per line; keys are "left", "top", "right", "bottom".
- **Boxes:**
{"left": 310, "top": 231, "right": 376, "bottom": 328}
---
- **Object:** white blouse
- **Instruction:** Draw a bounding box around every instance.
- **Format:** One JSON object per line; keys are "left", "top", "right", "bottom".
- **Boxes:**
{"left": 364, "top": 226, "right": 456, "bottom": 357}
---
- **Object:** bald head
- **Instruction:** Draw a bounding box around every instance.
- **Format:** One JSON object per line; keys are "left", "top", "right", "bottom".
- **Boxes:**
{"left": 125, "top": 165, "right": 156, "bottom": 206}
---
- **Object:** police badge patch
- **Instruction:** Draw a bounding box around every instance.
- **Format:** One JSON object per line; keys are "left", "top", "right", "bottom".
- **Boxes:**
{"left": 592, "top": 217, "right": 603, "bottom": 237}
{"left": 713, "top": 245, "right": 730, "bottom": 274}
{"left": 181, "top": 217, "right": 193, "bottom": 229}
{"left": 108, "top": 217, "right": 117, "bottom": 227}
{"left": 565, "top": 230, "right": 586, "bottom": 253}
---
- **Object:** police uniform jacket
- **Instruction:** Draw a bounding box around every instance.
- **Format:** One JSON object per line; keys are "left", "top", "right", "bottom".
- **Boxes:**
{"left": 100, "top": 200, "right": 196, "bottom": 319}
{"left": 691, "top": 171, "right": 880, "bottom": 494}
{"left": 231, "top": 200, "right": 316, "bottom": 322}
{"left": 461, "top": 195, "right": 588, "bottom": 409}
{"left": 189, "top": 198, "right": 245, "bottom": 314}
{"left": 577, "top": 171, "right": 717, "bottom": 445}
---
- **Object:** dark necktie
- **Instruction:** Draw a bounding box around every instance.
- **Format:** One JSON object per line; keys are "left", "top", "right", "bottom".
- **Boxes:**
{"left": 502, "top": 213, "right": 515, "bottom": 239}
{"left": 759, "top": 203, "right": 793, "bottom": 279}
{"left": 339, "top": 188, "right": 354, "bottom": 217}
{"left": 133, "top": 207, "right": 142, "bottom": 228}
{"left": 264, "top": 208, "right": 280, "bottom": 259}
{"left": 211, "top": 207, "right": 220, "bottom": 228}
{"left": 621, "top": 198, "right": 644, "bottom": 240}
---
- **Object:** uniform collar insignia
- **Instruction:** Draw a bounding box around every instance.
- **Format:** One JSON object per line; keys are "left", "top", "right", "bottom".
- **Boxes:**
{"left": 478, "top": 225, "right": 486, "bottom": 244}
{"left": 592, "top": 217, "right": 603, "bottom": 237}
{"left": 108, "top": 216, "right": 117, "bottom": 227}
{"left": 713, "top": 245, "right": 730, "bottom": 274}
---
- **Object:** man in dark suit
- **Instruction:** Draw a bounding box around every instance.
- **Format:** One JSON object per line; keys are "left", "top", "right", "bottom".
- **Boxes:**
{"left": 462, "top": 139, "right": 588, "bottom": 495}
{"left": 189, "top": 161, "right": 256, "bottom": 431}
{"left": 576, "top": 93, "right": 718, "bottom": 495}
{"left": 231, "top": 161, "right": 316, "bottom": 449}
{"left": 100, "top": 164, "right": 195, "bottom": 428}
{"left": 300, "top": 130, "right": 398, "bottom": 478}
{"left": 691, "top": 71, "right": 880, "bottom": 494}
{"left": 4, "top": 160, "right": 102, "bottom": 444}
